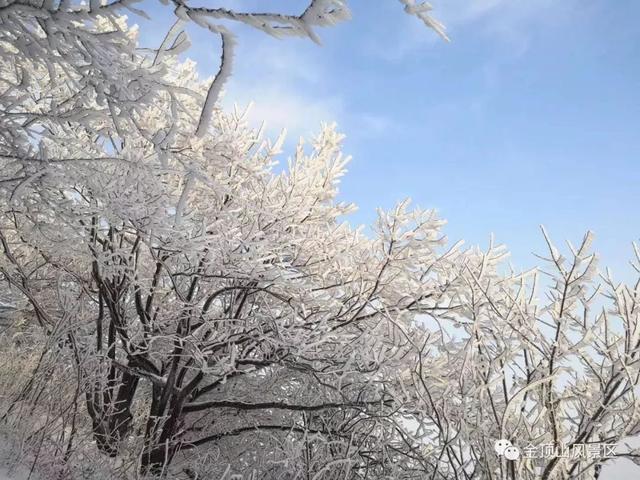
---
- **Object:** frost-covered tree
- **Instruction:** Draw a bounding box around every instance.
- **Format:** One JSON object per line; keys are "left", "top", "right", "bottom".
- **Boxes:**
{"left": 392, "top": 232, "right": 640, "bottom": 479}
{"left": 0, "top": 8, "right": 456, "bottom": 472}
{"left": 0, "top": 55, "right": 464, "bottom": 476}
{"left": 0, "top": 2, "right": 457, "bottom": 478}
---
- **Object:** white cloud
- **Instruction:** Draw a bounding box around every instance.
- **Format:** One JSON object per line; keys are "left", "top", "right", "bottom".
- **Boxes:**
{"left": 224, "top": 85, "right": 344, "bottom": 140}
{"left": 366, "top": 0, "right": 584, "bottom": 61}
{"left": 221, "top": 41, "right": 343, "bottom": 140}
{"left": 222, "top": 40, "right": 393, "bottom": 142}
{"left": 224, "top": 79, "right": 393, "bottom": 145}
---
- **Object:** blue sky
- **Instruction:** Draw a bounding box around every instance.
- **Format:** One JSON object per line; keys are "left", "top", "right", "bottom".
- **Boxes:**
{"left": 135, "top": 0, "right": 640, "bottom": 279}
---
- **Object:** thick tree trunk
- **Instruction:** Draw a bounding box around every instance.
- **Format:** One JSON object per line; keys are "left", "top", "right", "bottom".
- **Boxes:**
{"left": 139, "top": 383, "right": 190, "bottom": 475}
{"left": 140, "top": 443, "right": 180, "bottom": 476}
{"left": 85, "top": 371, "right": 139, "bottom": 456}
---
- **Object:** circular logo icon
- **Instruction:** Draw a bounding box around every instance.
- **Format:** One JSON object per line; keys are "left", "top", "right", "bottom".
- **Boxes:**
{"left": 494, "top": 439, "right": 511, "bottom": 456}
{"left": 504, "top": 446, "right": 521, "bottom": 461}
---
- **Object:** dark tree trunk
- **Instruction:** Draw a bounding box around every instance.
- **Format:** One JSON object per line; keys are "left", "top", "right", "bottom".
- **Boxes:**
{"left": 85, "top": 371, "right": 139, "bottom": 456}
{"left": 139, "top": 386, "right": 187, "bottom": 475}
{"left": 139, "top": 367, "right": 204, "bottom": 475}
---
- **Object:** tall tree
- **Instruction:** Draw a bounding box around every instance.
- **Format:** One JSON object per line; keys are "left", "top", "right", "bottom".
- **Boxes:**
{"left": 0, "top": 55, "right": 463, "bottom": 475}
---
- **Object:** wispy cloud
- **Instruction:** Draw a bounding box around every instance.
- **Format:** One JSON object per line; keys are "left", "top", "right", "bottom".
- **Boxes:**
{"left": 222, "top": 40, "right": 394, "bottom": 143}
{"left": 365, "top": 0, "right": 584, "bottom": 61}
{"left": 224, "top": 85, "right": 344, "bottom": 141}
{"left": 221, "top": 40, "right": 343, "bottom": 140}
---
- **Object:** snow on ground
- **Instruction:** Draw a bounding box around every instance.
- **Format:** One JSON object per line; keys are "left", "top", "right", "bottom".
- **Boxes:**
{"left": 0, "top": 469, "right": 17, "bottom": 480}
{"left": 0, "top": 462, "right": 34, "bottom": 480}
{"left": 0, "top": 434, "right": 38, "bottom": 480}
